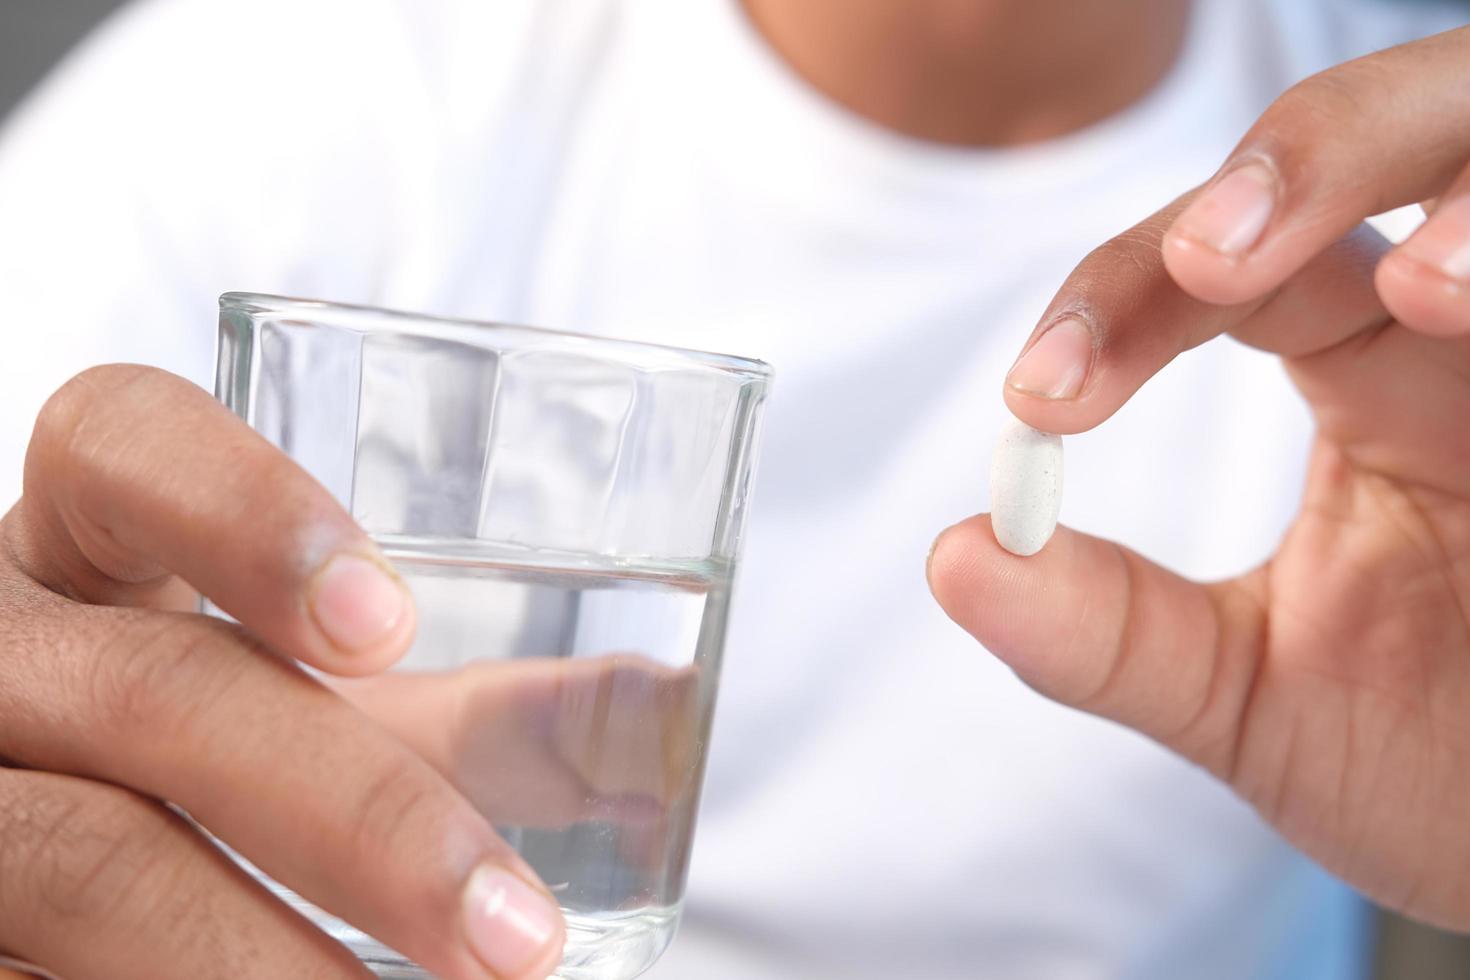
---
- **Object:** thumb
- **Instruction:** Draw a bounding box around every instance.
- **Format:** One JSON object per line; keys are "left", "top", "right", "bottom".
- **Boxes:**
{"left": 927, "top": 515, "right": 1266, "bottom": 779}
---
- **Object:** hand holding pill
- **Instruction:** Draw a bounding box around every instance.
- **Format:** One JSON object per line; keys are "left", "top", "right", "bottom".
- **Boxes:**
{"left": 932, "top": 25, "right": 1470, "bottom": 932}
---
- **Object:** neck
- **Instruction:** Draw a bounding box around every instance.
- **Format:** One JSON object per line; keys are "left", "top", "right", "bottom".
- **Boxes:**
{"left": 741, "top": 0, "right": 1191, "bottom": 147}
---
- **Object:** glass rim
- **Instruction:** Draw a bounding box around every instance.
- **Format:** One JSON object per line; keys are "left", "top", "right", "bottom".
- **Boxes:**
{"left": 220, "top": 291, "right": 773, "bottom": 381}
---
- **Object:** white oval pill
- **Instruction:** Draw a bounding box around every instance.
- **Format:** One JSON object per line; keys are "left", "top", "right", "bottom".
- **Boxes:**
{"left": 990, "top": 416, "right": 1063, "bottom": 557}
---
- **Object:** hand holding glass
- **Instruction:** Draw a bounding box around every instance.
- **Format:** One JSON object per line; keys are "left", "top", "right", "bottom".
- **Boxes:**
{"left": 215, "top": 294, "right": 769, "bottom": 979}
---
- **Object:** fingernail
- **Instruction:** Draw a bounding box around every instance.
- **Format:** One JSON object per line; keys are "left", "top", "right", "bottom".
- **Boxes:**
{"left": 1005, "top": 317, "right": 1093, "bottom": 400}
{"left": 463, "top": 866, "right": 563, "bottom": 977}
{"left": 308, "top": 553, "right": 408, "bottom": 653}
{"left": 1173, "top": 162, "right": 1277, "bottom": 257}
{"left": 1399, "top": 195, "right": 1470, "bottom": 282}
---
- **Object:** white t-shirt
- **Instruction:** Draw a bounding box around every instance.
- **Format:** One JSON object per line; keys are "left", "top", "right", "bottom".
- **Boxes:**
{"left": 1, "top": 1, "right": 1466, "bottom": 977}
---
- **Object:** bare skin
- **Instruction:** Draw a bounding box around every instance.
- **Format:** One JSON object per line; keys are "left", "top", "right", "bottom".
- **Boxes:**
{"left": 10, "top": 1, "right": 1470, "bottom": 976}
{"left": 0, "top": 5, "right": 1196, "bottom": 976}
{"left": 930, "top": 26, "right": 1470, "bottom": 929}
{"left": 0, "top": 368, "right": 566, "bottom": 980}
{"left": 742, "top": 0, "right": 1192, "bottom": 146}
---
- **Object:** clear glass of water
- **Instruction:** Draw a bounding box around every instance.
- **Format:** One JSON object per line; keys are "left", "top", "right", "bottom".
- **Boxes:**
{"left": 213, "top": 293, "right": 770, "bottom": 979}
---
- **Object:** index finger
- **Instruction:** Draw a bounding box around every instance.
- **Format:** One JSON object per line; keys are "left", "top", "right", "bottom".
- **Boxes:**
{"left": 1003, "top": 197, "right": 1390, "bottom": 434}
{"left": 9, "top": 364, "right": 415, "bottom": 675}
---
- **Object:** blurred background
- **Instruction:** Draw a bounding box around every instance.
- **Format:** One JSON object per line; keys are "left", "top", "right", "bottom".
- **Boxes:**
{"left": 2, "top": 2, "right": 1468, "bottom": 978}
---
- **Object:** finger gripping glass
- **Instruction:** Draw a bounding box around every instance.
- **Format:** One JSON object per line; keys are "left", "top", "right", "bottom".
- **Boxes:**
{"left": 214, "top": 293, "right": 770, "bottom": 979}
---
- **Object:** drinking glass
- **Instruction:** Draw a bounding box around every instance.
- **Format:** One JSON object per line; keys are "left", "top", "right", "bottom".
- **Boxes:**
{"left": 213, "top": 293, "right": 770, "bottom": 979}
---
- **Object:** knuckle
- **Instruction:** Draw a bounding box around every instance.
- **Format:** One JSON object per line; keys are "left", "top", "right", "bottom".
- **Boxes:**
{"left": 1250, "top": 60, "right": 1389, "bottom": 172}
{"left": 1099, "top": 229, "right": 1167, "bottom": 281}
{"left": 89, "top": 612, "right": 252, "bottom": 749}
{"left": 34, "top": 365, "right": 161, "bottom": 454}
{"left": 67, "top": 363, "right": 170, "bottom": 400}
{"left": 1073, "top": 226, "right": 1181, "bottom": 326}
{"left": 1268, "top": 75, "right": 1354, "bottom": 138}
{"left": 0, "top": 775, "right": 178, "bottom": 927}
{"left": 28, "top": 366, "right": 168, "bottom": 499}
{"left": 38, "top": 799, "right": 176, "bottom": 924}
{"left": 349, "top": 754, "right": 444, "bottom": 869}
{"left": 1077, "top": 210, "right": 1172, "bottom": 288}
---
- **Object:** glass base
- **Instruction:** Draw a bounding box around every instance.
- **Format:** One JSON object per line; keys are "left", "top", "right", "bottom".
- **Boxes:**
{"left": 274, "top": 883, "right": 679, "bottom": 979}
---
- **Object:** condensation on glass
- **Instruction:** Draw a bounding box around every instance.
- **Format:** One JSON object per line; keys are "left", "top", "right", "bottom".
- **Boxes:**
{"left": 215, "top": 293, "right": 770, "bottom": 979}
